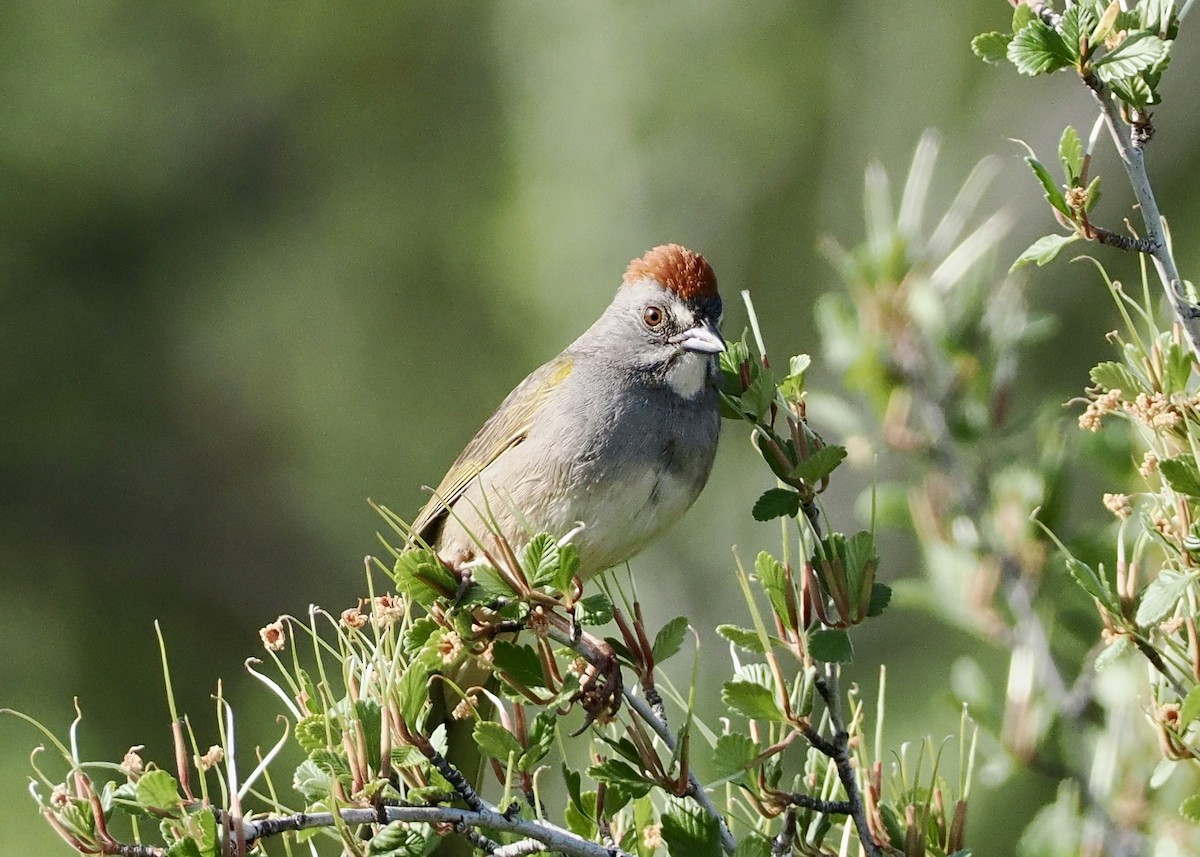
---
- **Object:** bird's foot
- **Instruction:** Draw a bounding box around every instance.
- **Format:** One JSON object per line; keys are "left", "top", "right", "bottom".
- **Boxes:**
{"left": 569, "top": 636, "right": 623, "bottom": 736}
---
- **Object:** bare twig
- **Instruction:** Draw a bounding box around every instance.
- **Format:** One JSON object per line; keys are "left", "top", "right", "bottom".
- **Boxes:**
{"left": 810, "top": 672, "right": 882, "bottom": 857}
{"left": 1082, "top": 71, "right": 1200, "bottom": 360}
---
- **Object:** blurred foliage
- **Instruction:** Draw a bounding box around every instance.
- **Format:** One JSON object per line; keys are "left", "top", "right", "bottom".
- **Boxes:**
{"left": 7, "top": 1, "right": 1200, "bottom": 855}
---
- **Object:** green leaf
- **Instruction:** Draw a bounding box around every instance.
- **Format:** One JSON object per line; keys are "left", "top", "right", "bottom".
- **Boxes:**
{"left": 1137, "top": 570, "right": 1195, "bottom": 627}
{"left": 551, "top": 542, "right": 581, "bottom": 594}
{"left": 1089, "top": 361, "right": 1141, "bottom": 394}
{"left": 791, "top": 444, "right": 848, "bottom": 484}
{"left": 1180, "top": 685, "right": 1200, "bottom": 728}
{"left": 809, "top": 628, "right": 854, "bottom": 663}
{"left": 368, "top": 820, "right": 435, "bottom": 857}
{"left": 473, "top": 721, "right": 522, "bottom": 761}
{"left": 1180, "top": 793, "right": 1200, "bottom": 824}
{"left": 1024, "top": 157, "right": 1071, "bottom": 217}
{"left": 1058, "top": 5, "right": 1096, "bottom": 62}
{"left": 469, "top": 564, "right": 514, "bottom": 599}
{"left": 518, "top": 711, "right": 557, "bottom": 772}
{"left": 292, "top": 758, "right": 333, "bottom": 802}
{"left": 586, "top": 759, "right": 653, "bottom": 798}
{"left": 716, "top": 624, "right": 768, "bottom": 654}
{"left": 398, "top": 661, "right": 430, "bottom": 730}
{"left": 739, "top": 370, "right": 777, "bottom": 420}
{"left": 295, "top": 715, "right": 337, "bottom": 754}
{"left": 575, "top": 592, "right": 614, "bottom": 626}
{"left": 1094, "top": 31, "right": 1170, "bottom": 82}
{"left": 135, "top": 769, "right": 182, "bottom": 814}
{"left": 755, "top": 551, "right": 793, "bottom": 625}
{"left": 713, "top": 732, "right": 758, "bottom": 778}
{"left": 523, "top": 533, "right": 560, "bottom": 587}
{"left": 1084, "top": 174, "right": 1102, "bottom": 212}
{"left": 1011, "top": 2, "right": 1037, "bottom": 33}
{"left": 661, "top": 799, "right": 723, "bottom": 857}
{"left": 1094, "top": 635, "right": 1131, "bottom": 670}
{"left": 1109, "top": 72, "right": 1159, "bottom": 108}
{"left": 1010, "top": 233, "right": 1079, "bottom": 270}
{"left": 721, "top": 680, "right": 783, "bottom": 721}
{"left": 1160, "top": 455, "right": 1200, "bottom": 497}
{"left": 1163, "top": 339, "right": 1196, "bottom": 394}
{"left": 492, "top": 640, "right": 545, "bottom": 689}
{"left": 971, "top": 31, "right": 1012, "bottom": 65}
{"left": 752, "top": 488, "right": 801, "bottom": 522}
{"left": 867, "top": 582, "right": 892, "bottom": 617}
{"left": 1065, "top": 557, "right": 1117, "bottom": 611}
{"left": 1059, "top": 126, "right": 1084, "bottom": 184}
{"left": 392, "top": 550, "right": 457, "bottom": 608}
{"left": 652, "top": 616, "right": 690, "bottom": 663}
{"left": 1007, "top": 20, "right": 1075, "bottom": 75}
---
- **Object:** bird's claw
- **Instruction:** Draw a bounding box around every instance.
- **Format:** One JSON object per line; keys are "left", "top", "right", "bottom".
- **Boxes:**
{"left": 569, "top": 641, "right": 623, "bottom": 736}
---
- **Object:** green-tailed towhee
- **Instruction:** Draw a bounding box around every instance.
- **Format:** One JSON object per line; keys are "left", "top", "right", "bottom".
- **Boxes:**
{"left": 412, "top": 243, "right": 725, "bottom": 576}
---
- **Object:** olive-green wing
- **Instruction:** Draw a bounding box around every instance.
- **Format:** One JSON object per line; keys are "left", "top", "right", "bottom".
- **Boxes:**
{"left": 410, "top": 353, "right": 574, "bottom": 545}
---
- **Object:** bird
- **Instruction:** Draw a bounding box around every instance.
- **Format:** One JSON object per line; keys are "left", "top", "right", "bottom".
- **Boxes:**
{"left": 410, "top": 243, "right": 725, "bottom": 580}
{"left": 409, "top": 245, "right": 724, "bottom": 857}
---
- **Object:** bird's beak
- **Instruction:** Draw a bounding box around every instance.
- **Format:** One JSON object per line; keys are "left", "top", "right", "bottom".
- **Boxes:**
{"left": 675, "top": 317, "right": 726, "bottom": 355}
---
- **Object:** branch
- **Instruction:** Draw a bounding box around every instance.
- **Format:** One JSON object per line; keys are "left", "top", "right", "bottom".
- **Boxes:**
{"left": 810, "top": 672, "right": 882, "bottom": 857}
{"left": 1082, "top": 71, "right": 1200, "bottom": 360}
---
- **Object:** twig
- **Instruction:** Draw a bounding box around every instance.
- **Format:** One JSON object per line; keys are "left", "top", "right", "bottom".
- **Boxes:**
{"left": 546, "top": 622, "right": 737, "bottom": 854}
{"left": 1081, "top": 71, "right": 1200, "bottom": 360}
{"left": 772, "top": 806, "right": 797, "bottom": 857}
{"left": 810, "top": 672, "right": 882, "bottom": 857}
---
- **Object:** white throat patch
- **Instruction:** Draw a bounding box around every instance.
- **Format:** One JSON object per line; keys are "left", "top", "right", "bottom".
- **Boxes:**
{"left": 666, "top": 352, "right": 710, "bottom": 399}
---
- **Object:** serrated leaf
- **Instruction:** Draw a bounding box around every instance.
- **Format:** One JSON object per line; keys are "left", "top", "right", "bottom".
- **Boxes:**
{"left": 1007, "top": 20, "right": 1075, "bottom": 75}
{"left": 867, "top": 582, "right": 892, "bottom": 617}
{"left": 972, "top": 31, "right": 1012, "bottom": 65}
{"left": 473, "top": 721, "right": 522, "bottom": 761}
{"left": 652, "top": 616, "right": 690, "bottom": 664}
{"left": 398, "top": 661, "right": 430, "bottom": 730}
{"left": 717, "top": 624, "right": 767, "bottom": 654}
{"left": 551, "top": 542, "right": 581, "bottom": 594}
{"left": 1059, "top": 5, "right": 1096, "bottom": 61}
{"left": 135, "top": 770, "right": 182, "bottom": 814}
{"left": 1059, "top": 126, "right": 1083, "bottom": 184}
{"left": 1010, "top": 234, "right": 1080, "bottom": 270}
{"left": 1110, "top": 72, "right": 1159, "bottom": 108}
{"left": 1024, "top": 157, "right": 1071, "bottom": 217}
{"left": 755, "top": 551, "right": 793, "bottom": 625}
{"left": 1160, "top": 455, "right": 1200, "bottom": 497}
{"left": 721, "top": 680, "right": 783, "bottom": 721}
{"left": 713, "top": 732, "right": 758, "bottom": 778}
{"left": 809, "top": 628, "right": 854, "bottom": 663}
{"left": 791, "top": 444, "right": 848, "bottom": 484}
{"left": 1094, "top": 634, "right": 1131, "bottom": 670}
{"left": 1095, "top": 31, "right": 1170, "bottom": 82}
{"left": 1137, "top": 570, "right": 1195, "bottom": 626}
{"left": 368, "top": 820, "right": 435, "bottom": 857}
{"left": 1089, "top": 361, "right": 1140, "bottom": 394}
{"left": 469, "top": 564, "right": 514, "bottom": 599}
{"left": 392, "top": 550, "right": 456, "bottom": 608}
{"left": 575, "top": 592, "right": 614, "bottom": 626}
{"left": 739, "top": 370, "right": 777, "bottom": 420}
{"left": 1180, "top": 793, "right": 1200, "bottom": 824}
{"left": 752, "top": 487, "right": 801, "bottom": 522}
{"left": 586, "top": 759, "right": 653, "bottom": 798}
{"left": 661, "top": 799, "right": 722, "bottom": 857}
{"left": 492, "top": 640, "right": 545, "bottom": 689}
{"left": 1163, "top": 340, "right": 1196, "bottom": 394}
{"left": 295, "top": 715, "right": 339, "bottom": 755}
{"left": 733, "top": 834, "right": 773, "bottom": 857}
{"left": 292, "top": 758, "right": 333, "bottom": 802}
{"left": 518, "top": 711, "right": 557, "bottom": 772}
{"left": 523, "top": 533, "right": 560, "bottom": 587}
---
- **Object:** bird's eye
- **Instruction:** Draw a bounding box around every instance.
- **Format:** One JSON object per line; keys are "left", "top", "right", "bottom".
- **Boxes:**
{"left": 643, "top": 305, "right": 665, "bottom": 328}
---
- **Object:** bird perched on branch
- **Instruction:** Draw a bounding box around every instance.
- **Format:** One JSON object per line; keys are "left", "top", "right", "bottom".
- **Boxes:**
{"left": 412, "top": 243, "right": 725, "bottom": 579}
{"left": 410, "top": 245, "right": 724, "bottom": 857}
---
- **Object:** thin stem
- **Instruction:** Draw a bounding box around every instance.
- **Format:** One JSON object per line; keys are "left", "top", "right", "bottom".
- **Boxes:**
{"left": 1082, "top": 71, "right": 1200, "bottom": 360}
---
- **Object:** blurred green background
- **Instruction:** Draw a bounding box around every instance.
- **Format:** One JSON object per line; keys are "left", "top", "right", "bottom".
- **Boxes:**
{"left": 5, "top": 2, "right": 1200, "bottom": 853}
